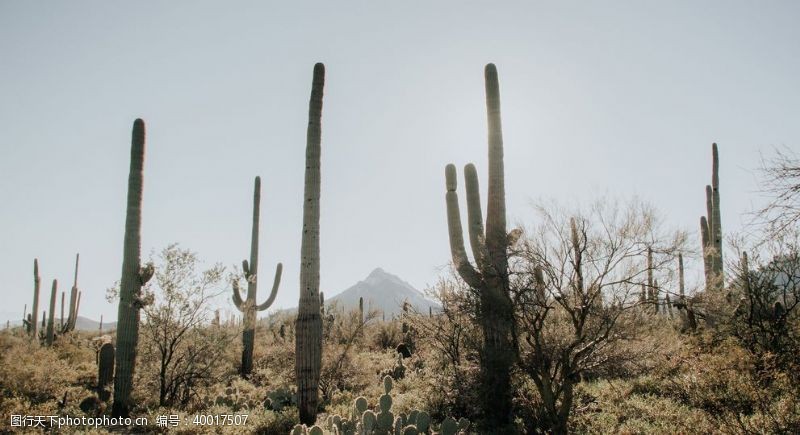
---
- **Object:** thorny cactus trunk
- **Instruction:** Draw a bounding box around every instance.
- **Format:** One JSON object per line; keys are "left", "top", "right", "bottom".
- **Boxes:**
{"left": 112, "top": 119, "right": 154, "bottom": 418}
{"left": 231, "top": 176, "right": 282, "bottom": 376}
{"left": 296, "top": 63, "right": 325, "bottom": 425}
{"left": 59, "top": 253, "right": 82, "bottom": 334}
{"left": 444, "top": 63, "right": 515, "bottom": 430}
{"left": 98, "top": 342, "right": 115, "bottom": 388}
{"left": 46, "top": 280, "right": 57, "bottom": 346}
{"left": 700, "top": 143, "right": 723, "bottom": 292}
{"left": 30, "top": 259, "right": 41, "bottom": 339}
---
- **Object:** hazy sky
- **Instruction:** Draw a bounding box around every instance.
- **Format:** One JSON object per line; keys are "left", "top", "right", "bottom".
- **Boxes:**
{"left": 1, "top": 1, "right": 798, "bottom": 322}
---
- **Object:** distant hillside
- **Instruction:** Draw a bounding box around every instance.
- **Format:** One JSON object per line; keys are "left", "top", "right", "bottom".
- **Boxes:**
{"left": 3, "top": 316, "right": 116, "bottom": 332}
{"left": 326, "top": 268, "right": 439, "bottom": 317}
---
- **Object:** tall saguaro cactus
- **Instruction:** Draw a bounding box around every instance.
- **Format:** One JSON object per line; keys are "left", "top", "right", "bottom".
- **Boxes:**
{"left": 46, "top": 280, "right": 57, "bottom": 345}
{"left": 112, "top": 119, "right": 155, "bottom": 418}
{"left": 28, "top": 259, "right": 41, "bottom": 339}
{"left": 443, "top": 63, "right": 515, "bottom": 429}
{"left": 59, "top": 253, "right": 82, "bottom": 334}
{"left": 232, "top": 176, "right": 282, "bottom": 376}
{"left": 700, "top": 143, "right": 723, "bottom": 292}
{"left": 296, "top": 62, "right": 325, "bottom": 425}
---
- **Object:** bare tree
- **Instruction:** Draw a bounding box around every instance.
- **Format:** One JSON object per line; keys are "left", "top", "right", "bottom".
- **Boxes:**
{"left": 514, "top": 199, "right": 685, "bottom": 434}
{"left": 730, "top": 230, "right": 800, "bottom": 367}
{"left": 753, "top": 147, "right": 800, "bottom": 240}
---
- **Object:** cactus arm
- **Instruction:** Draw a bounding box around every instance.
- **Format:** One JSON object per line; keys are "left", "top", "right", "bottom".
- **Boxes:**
{"left": 60, "top": 292, "right": 65, "bottom": 330}
{"left": 232, "top": 279, "right": 245, "bottom": 310}
{"left": 445, "top": 164, "right": 482, "bottom": 288}
{"left": 484, "top": 63, "right": 507, "bottom": 266}
{"left": 705, "top": 185, "right": 713, "bottom": 240}
{"left": 73, "top": 253, "right": 80, "bottom": 287}
{"left": 74, "top": 291, "right": 81, "bottom": 328}
{"left": 700, "top": 216, "right": 712, "bottom": 289}
{"left": 256, "top": 263, "right": 282, "bottom": 311}
{"left": 463, "top": 163, "right": 489, "bottom": 269}
{"left": 66, "top": 286, "right": 78, "bottom": 331}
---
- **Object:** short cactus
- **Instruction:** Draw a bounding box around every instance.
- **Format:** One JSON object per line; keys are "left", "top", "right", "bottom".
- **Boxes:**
{"left": 97, "top": 342, "right": 115, "bottom": 388}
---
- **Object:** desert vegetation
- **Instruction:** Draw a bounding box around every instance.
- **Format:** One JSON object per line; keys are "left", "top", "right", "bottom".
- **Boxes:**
{"left": 2, "top": 63, "right": 799, "bottom": 434}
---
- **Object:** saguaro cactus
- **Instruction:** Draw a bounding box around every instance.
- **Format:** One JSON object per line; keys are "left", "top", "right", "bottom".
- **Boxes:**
{"left": 98, "top": 342, "right": 115, "bottom": 388}
{"left": 232, "top": 176, "right": 282, "bottom": 376}
{"left": 46, "top": 280, "right": 57, "bottom": 346}
{"left": 443, "top": 63, "right": 514, "bottom": 429}
{"left": 700, "top": 143, "right": 723, "bottom": 292}
{"left": 59, "top": 253, "right": 82, "bottom": 334}
{"left": 296, "top": 62, "right": 325, "bottom": 425}
{"left": 112, "top": 119, "right": 155, "bottom": 418}
{"left": 28, "top": 259, "right": 41, "bottom": 339}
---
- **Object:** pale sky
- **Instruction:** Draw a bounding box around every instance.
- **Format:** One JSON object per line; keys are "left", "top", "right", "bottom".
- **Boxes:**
{"left": 1, "top": 1, "right": 798, "bottom": 322}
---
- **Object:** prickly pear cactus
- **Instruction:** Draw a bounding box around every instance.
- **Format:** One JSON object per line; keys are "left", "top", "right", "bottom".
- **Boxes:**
{"left": 309, "top": 375, "right": 470, "bottom": 435}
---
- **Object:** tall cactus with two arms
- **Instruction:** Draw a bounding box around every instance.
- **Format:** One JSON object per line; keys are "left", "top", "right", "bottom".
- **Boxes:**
{"left": 444, "top": 63, "right": 515, "bottom": 429}
{"left": 700, "top": 143, "right": 723, "bottom": 291}
{"left": 112, "top": 119, "right": 155, "bottom": 417}
{"left": 59, "top": 253, "right": 82, "bottom": 334}
{"left": 296, "top": 63, "right": 325, "bottom": 425}
{"left": 232, "top": 176, "right": 282, "bottom": 376}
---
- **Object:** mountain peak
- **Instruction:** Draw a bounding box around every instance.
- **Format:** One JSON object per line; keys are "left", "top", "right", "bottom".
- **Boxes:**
{"left": 327, "top": 267, "right": 440, "bottom": 317}
{"left": 367, "top": 267, "right": 388, "bottom": 279}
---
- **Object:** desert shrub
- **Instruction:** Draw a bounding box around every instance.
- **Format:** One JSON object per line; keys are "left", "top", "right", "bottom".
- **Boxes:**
{"left": 0, "top": 337, "right": 87, "bottom": 403}
{"left": 370, "top": 321, "right": 402, "bottom": 350}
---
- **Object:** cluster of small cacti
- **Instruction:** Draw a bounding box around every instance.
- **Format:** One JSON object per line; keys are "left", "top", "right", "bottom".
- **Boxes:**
{"left": 264, "top": 386, "right": 299, "bottom": 412}
{"left": 291, "top": 376, "right": 469, "bottom": 435}
{"left": 201, "top": 386, "right": 260, "bottom": 411}
{"left": 22, "top": 254, "right": 83, "bottom": 346}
